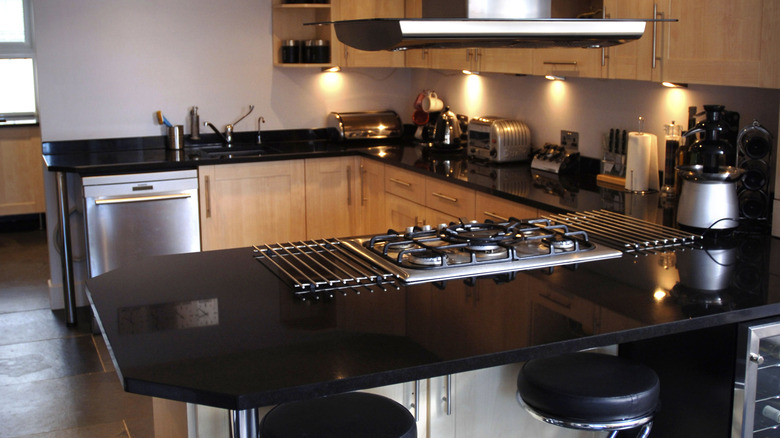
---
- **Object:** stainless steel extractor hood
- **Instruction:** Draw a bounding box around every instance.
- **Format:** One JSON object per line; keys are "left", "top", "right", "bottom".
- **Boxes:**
{"left": 322, "top": 0, "right": 652, "bottom": 51}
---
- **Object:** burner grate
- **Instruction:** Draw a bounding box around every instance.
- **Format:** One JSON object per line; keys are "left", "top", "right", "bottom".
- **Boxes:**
{"left": 543, "top": 210, "right": 703, "bottom": 253}
{"left": 253, "top": 239, "right": 399, "bottom": 298}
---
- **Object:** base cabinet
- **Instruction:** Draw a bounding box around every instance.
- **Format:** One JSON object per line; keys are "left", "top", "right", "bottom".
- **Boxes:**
{"left": 199, "top": 160, "right": 307, "bottom": 250}
{"left": 0, "top": 125, "right": 45, "bottom": 216}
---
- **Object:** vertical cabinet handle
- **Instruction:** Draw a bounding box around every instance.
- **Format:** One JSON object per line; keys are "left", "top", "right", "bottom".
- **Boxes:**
{"left": 652, "top": 4, "right": 662, "bottom": 69}
{"left": 346, "top": 165, "right": 352, "bottom": 206}
{"left": 204, "top": 175, "right": 211, "bottom": 219}
{"left": 445, "top": 374, "right": 452, "bottom": 415}
{"left": 360, "top": 164, "right": 367, "bottom": 206}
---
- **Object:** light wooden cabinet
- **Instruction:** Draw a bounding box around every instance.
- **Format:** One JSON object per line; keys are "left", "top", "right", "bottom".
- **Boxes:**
{"left": 331, "top": 0, "right": 406, "bottom": 67}
{"left": 532, "top": 47, "right": 605, "bottom": 79}
{"left": 658, "top": 0, "right": 777, "bottom": 88}
{"left": 271, "top": 1, "right": 334, "bottom": 67}
{"left": 425, "top": 178, "right": 475, "bottom": 220}
{"left": 0, "top": 125, "right": 45, "bottom": 216}
{"left": 305, "top": 156, "right": 359, "bottom": 238}
{"left": 198, "top": 160, "right": 307, "bottom": 250}
{"left": 603, "top": 0, "right": 661, "bottom": 82}
{"left": 475, "top": 192, "right": 538, "bottom": 223}
{"left": 386, "top": 193, "right": 428, "bottom": 230}
{"left": 355, "top": 157, "right": 387, "bottom": 235}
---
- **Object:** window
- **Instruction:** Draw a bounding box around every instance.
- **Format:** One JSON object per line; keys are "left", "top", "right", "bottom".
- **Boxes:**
{"left": 0, "top": 0, "right": 36, "bottom": 125}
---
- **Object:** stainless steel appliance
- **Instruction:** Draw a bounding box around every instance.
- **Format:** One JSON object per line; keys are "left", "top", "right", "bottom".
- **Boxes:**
{"left": 467, "top": 117, "right": 531, "bottom": 163}
{"left": 83, "top": 170, "right": 200, "bottom": 277}
{"left": 253, "top": 213, "right": 703, "bottom": 299}
{"left": 531, "top": 143, "right": 579, "bottom": 174}
{"left": 733, "top": 317, "right": 780, "bottom": 437}
{"left": 327, "top": 110, "right": 402, "bottom": 140}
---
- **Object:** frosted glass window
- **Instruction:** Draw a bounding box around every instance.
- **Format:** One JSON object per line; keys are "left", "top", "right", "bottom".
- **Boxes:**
{"left": 0, "top": 0, "right": 26, "bottom": 43}
{"left": 0, "top": 58, "right": 35, "bottom": 114}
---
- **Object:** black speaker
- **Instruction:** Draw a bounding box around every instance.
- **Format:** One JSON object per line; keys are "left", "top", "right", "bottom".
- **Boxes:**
{"left": 736, "top": 120, "right": 773, "bottom": 224}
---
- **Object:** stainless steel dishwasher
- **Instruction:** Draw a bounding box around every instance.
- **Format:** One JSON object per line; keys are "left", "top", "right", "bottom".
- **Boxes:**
{"left": 83, "top": 169, "right": 200, "bottom": 277}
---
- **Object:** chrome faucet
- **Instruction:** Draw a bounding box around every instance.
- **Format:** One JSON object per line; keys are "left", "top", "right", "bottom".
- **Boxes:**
{"left": 257, "top": 116, "right": 265, "bottom": 145}
{"left": 204, "top": 105, "right": 255, "bottom": 146}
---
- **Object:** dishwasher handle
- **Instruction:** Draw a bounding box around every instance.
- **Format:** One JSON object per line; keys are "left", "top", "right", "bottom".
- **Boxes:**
{"left": 94, "top": 193, "right": 193, "bottom": 205}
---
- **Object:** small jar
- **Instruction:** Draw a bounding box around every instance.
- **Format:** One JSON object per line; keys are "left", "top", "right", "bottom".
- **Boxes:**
{"left": 281, "top": 40, "right": 300, "bottom": 63}
{"left": 311, "top": 39, "right": 330, "bottom": 63}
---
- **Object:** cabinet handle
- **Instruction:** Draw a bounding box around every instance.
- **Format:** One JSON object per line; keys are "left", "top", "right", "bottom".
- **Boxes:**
{"left": 543, "top": 61, "right": 577, "bottom": 66}
{"left": 483, "top": 211, "right": 509, "bottom": 222}
{"left": 540, "top": 292, "right": 572, "bottom": 309}
{"left": 205, "top": 175, "right": 211, "bottom": 219}
{"left": 652, "top": 4, "right": 662, "bottom": 69}
{"left": 445, "top": 374, "right": 452, "bottom": 416}
{"left": 389, "top": 177, "right": 412, "bottom": 187}
{"left": 410, "top": 380, "right": 420, "bottom": 422}
{"left": 94, "top": 193, "right": 192, "bottom": 205}
{"left": 432, "top": 192, "right": 458, "bottom": 203}
{"left": 346, "top": 165, "right": 352, "bottom": 206}
{"left": 749, "top": 352, "right": 765, "bottom": 365}
{"left": 360, "top": 164, "right": 367, "bottom": 206}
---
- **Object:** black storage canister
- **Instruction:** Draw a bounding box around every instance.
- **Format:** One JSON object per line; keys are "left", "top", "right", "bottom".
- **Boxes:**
{"left": 281, "top": 40, "right": 300, "bottom": 63}
{"left": 312, "top": 39, "right": 330, "bottom": 63}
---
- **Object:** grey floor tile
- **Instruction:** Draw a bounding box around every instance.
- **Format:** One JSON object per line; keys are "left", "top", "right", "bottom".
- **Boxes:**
{"left": 0, "top": 284, "right": 51, "bottom": 314}
{"left": 0, "top": 336, "right": 103, "bottom": 386}
{"left": 0, "top": 371, "right": 152, "bottom": 438}
{"left": 0, "top": 309, "right": 90, "bottom": 346}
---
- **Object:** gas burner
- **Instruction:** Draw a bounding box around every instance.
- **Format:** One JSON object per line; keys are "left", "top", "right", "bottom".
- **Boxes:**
{"left": 543, "top": 233, "right": 577, "bottom": 252}
{"left": 406, "top": 249, "right": 471, "bottom": 266}
{"left": 440, "top": 222, "right": 519, "bottom": 250}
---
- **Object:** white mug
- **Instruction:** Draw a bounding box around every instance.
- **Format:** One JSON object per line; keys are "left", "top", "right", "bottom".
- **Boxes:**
{"left": 422, "top": 92, "right": 444, "bottom": 112}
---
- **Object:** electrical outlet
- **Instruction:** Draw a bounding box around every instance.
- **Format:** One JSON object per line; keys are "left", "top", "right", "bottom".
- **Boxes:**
{"left": 560, "top": 130, "right": 579, "bottom": 149}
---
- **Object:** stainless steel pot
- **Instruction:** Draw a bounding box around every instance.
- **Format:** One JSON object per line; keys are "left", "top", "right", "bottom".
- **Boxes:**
{"left": 676, "top": 165, "right": 744, "bottom": 231}
{"left": 431, "top": 107, "right": 462, "bottom": 148}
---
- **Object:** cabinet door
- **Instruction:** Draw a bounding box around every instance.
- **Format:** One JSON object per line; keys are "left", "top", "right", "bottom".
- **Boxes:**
{"left": 660, "top": 0, "right": 764, "bottom": 87}
{"left": 479, "top": 48, "right": 534, "bottom": 75}
{"left": 0, "top": 126, "right": 44, "bottom": 216}
{"left": 386, "top": 193, "right": 427, "bottom": 230}
{"left": 356, "top": 158, "right": 387, "bottom": 235}
{"left": 425, "top": 178, "right": 475, "bottom": 219}
{"left": 332, "top": 0, "right": 406, "bottom": 67}
{"left": 305, "top": 156, "right": 358, "bottom": 239}
{"left": 603, "top": 0, "right": 660, "bottom": 81}
{"left": 532, "top": 48, "right": 605, "bottom": 79}
{"left": 199, "top": 161, "right": 307, "bottom": 251}
{"left": 475, "top": 193, "right": 538, "bottom": 223}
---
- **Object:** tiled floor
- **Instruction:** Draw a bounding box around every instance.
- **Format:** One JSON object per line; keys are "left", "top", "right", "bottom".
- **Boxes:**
{"left": 0, "top": 219, "right": 154, "bottom": 438}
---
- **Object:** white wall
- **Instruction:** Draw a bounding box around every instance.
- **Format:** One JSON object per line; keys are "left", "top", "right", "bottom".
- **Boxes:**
{"left": 410, "top": 70, "right": 780, "bottom": 162}
{"left": 33, "top": 0, "right": 413, "bottom": 141}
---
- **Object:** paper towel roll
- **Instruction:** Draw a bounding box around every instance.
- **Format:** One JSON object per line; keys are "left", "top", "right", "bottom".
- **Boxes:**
{"left": 624, "top": 132, "right": 659, "bottom": 192}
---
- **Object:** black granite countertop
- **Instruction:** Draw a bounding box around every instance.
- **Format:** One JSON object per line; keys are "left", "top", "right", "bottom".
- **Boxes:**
{"left": 86, "top": 232, "right": 780, "bottom": 411}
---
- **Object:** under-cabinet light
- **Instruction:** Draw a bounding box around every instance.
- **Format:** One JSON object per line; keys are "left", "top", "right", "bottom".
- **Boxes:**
{"left": 545, "top": 75, "right": 565, "bottom": 81}
{"left": 661, "top": 81, "right": 687, "bottom": 88}
{"left": 321, "top": 66, "right": 341, "bottom": 73}
{"left": 462, "top": 69, "right": 480, "bottom": 75}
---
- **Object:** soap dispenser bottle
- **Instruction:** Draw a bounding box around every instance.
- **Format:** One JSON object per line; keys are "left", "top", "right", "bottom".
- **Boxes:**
{"left": 190, "top": 106, "right": 200, "bottom": 140}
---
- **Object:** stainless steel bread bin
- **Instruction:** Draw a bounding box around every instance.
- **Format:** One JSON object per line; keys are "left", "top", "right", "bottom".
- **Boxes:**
{"left": 327, "top": 110, "right": 402, "bottom": 140}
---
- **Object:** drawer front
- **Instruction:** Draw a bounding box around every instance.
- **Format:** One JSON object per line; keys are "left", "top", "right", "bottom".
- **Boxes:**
{"left": 426, "top": 178, "right": 475, "bottom": 219}
{"left": 475, "top": 193, "right": 537, "bottom": 223}
{"left": 385, "top": 166, "right": 426, "bottom": 205}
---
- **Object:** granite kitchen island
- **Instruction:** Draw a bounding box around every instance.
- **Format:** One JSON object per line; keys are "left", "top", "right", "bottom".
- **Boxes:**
{"left": 86, "top": 230, "right": 780, "bottom": 437}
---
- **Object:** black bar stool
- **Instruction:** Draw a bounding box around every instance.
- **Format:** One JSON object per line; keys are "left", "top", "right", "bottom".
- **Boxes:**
{"left": 260, "top": 392, "right": 417, "bottom": 438}
{"left": 517, "top": 352, "right": 660, "bottom": 438}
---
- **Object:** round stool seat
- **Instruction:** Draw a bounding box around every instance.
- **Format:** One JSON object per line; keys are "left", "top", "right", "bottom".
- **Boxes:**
{"left": 260, "top": 392, "right": 416, "bottom": 438}
{"left": 517, "top": 352, "right": 659, "bottom": 423}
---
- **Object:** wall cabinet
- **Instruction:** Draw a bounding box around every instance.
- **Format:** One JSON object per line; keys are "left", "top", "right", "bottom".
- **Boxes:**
{"left": 659, "top": 0, "right": 778, "bottom": 88}
{"left": 603, "top": 0, "right": 661, "bottom": 82}
{"left": 330, "top": 0, "right": 406, "bottom": 67}
{"left": 532, "top": 48, "right": 605, "bottom": 79}
{"left": 0, "top": 126, "right": 45, "bottom": 216}
{"left": 198, "top": 160, "right": 307, "bottom": 250}
{"left": 271, "top": 1, "right": 334, "bottom": 67}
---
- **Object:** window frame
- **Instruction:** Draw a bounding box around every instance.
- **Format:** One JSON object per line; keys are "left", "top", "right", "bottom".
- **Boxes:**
{"left": 0, "top": 0, "right": 38, "bottom": 125}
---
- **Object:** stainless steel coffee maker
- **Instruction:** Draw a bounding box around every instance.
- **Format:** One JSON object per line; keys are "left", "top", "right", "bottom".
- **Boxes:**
{"left": 676, "top": 105, "right": 743, "bottom": 231}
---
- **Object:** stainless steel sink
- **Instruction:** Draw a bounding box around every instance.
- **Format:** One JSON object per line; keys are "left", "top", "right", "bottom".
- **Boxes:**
{"left": 187, "top": 143, "right": 280, "bottom": 159}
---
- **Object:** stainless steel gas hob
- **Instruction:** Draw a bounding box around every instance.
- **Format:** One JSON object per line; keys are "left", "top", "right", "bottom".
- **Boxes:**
{"left": 254, "top": 215, "right": 673, "bottom": 298}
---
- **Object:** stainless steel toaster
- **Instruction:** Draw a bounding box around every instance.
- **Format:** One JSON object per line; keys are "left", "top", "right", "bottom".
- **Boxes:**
{"left": 467, "top": 117, "right": 531, "bottom": 162}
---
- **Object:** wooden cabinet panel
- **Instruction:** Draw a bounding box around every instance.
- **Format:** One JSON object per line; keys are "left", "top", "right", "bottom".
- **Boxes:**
{"left": 356, "top": 158, "right": 387, "bottom": 235}
{"left": 385, "top": 193, "right": 426, "bottom": 230}
{"left": 305, "top": 156, "right": 358, "bottom": 239}
{"left": 199, "top": 160, "right": 306, "bottom": 250}
{"left": 385, "top": 166, "right": 426, "bottom": 205}
{"left": 271, "top": 1, "right": 333, "bottom": 67}
{"left": 532, "top": 47, "right": 605, "bottom": 79}
{"left": 332, "top": 0, "right": 405, "bottom": 67}
{"left": 604, "top": 0, "right": 660, "bottom": 81}
{"left": 660, "top": 0, "right": 764, "bottom": 87}
{"left": 425, "top": 178, "right": 475, "bottom": 219}
{"left": 475, "top": 193, "right": 538, "bottom": 223}
{"left": 0, "top": 126, "right": 44, "bottom": 216}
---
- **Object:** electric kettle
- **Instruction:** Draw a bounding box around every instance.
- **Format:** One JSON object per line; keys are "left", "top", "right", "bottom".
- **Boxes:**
{"left": 431, "top": 107, "right": 463, "bottom": 148}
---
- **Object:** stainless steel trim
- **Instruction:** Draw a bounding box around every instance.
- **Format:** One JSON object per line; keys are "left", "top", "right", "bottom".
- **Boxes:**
{"left": 94, "top": 193, "right": 192, "bottom": 205}
{"left": 543, "top": 210, "right": 702, "bottom": 253}
{"left": 446, "top": 374, "right": 452, "bottom": 416}
{"left": 56, "top": 172, "right": 78, "bottom": 327}
{"left": 543, "top": 61, "right": 577, "bottom": 65}
{"left": 652, "top": 4, "right": 658, "bottom": 69}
